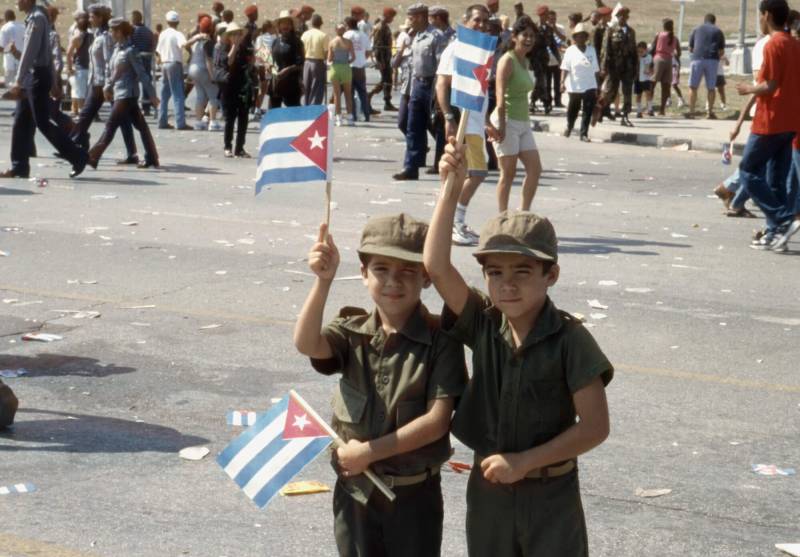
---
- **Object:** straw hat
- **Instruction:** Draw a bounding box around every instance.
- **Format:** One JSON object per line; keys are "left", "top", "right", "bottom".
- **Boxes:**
{"left": 571, "top": 22, "right": 590, "bottom": 37}
{"left": 223, "top": 22, "right": 244, "bottom": 35}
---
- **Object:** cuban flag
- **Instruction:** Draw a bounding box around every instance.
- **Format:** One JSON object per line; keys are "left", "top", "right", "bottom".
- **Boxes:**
{"left": 217, "top": 391, "right": 332, "bottom": 508}
{"left": 450, "top": 25, "right": 498, "bottom": 112}
{"left": 256, "top": 105, "right": 333, "bottom": 194}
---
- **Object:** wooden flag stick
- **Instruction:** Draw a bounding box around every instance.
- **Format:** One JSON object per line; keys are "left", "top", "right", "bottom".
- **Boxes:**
{"left": 441, "top": 109, "right": 470, "bottom": 199}
{"left": 323, "top": 180, "right": 332, "bottom": 241}
{"left": 289, "top": 390, "right": 397, "bottom": 502}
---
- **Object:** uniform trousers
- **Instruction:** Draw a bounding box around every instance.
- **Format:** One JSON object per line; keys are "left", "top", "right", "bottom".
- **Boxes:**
{"left": 397, "top": 94, "right": 410, "bottom": 136}
{"left": 566, "top": 89, "right": 597, "bottom": 137}
{"left": 88, "top": 97, "right": 158, "bottom": 165}
{"left": 402, "top": 77, "right": 434, "bottom": 177}
{"left": 158, "top": 61, "right": 186, "bottom": 128}
{"left": 71, "top": 85, "right": 136, "bottom": 155}
{"left": 601, "top": 70, "right": 634, "bottom": 115}
{"left": 11, "top": 67, "right": 86, "bottom": 176}
{"left": 546, "top": 64, "right": 562, "bottom": 106}
{"left": 369, "top": 62, "right": 393, "bottom": 104}
{"left": 333, "top": 475, "right": 443, "bottom": 557}
{"left": 302, "top": 59, "right": 327, "bottom": 105}
{"left": 466, "top": 468, "right": 588, "bottom": 557}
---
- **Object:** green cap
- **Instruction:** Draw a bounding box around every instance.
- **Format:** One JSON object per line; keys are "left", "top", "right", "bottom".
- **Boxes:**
{"left": 473, "top": 211, "right": 558, "bottom": 263}
{"left": 357, "top": 213, "right": 428, "bottom": 263}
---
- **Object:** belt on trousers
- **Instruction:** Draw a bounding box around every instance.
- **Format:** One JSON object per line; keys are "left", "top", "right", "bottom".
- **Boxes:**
{"left": 413, "top": 76, "right": 434, "bottom": 83}
{"left": 378, "top": 466, "right": 440, "bottom": 488}
{"left": 475, "top": 456, "right": 576, "bottom": 479}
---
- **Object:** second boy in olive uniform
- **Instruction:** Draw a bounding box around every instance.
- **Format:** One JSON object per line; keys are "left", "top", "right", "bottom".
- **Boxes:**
{"left": 294, "top": 215, "right": 467, "bottom": 557}
{"left": 425, "top": 142, "right": 613, "bottom": 556}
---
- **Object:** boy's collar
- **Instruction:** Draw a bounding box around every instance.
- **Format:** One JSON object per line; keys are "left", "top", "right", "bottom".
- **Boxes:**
{"left": 493, "top": 296, "right": 563, "bottom": 351}
{"left": 341, "top": 302, "right": 433, "bottom": 345}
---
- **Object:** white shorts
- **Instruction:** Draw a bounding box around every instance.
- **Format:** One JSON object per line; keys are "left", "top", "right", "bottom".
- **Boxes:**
{"left": 69, "top": 68, "right": 90, "bottom": 100}
{"left": 3, "top": 54, "right": 18, "bottom": 86}
{"left": 490, "top": 113, "right": 537, "bottom": 157}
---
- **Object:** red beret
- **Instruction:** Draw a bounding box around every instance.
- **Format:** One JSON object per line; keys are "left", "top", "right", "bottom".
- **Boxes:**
{"left": 196, "top": 11, "right": 210, "bottom": 22}
{"left": 383, "top": 7, "right": 397, "bottom": 18}
{"left": 536, "top": 5, "right": 549, "bottom": 16}
{"left": 243, "top": 4, "right": 258, "bottom": 17}
{"left": 351, "top": 5, "right": 365, "bottom": 15}
{"left": 198, "top": 16, "right": 213, "bottom": 33}
{"left": 597, "top": 6, "right": 612, "bottom": 15}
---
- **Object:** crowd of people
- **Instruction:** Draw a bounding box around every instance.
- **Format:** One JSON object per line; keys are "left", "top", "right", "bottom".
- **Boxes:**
{"left": 0, "top": 0, "right": 798, "bottom": 251}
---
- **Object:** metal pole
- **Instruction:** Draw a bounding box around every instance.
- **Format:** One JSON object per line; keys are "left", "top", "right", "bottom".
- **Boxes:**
{"left": 738, "top": 0, "right": 747, "bottom": 49}
{"left": 730, "top": 0, "right": 752, "bottom": 74}
{"left": 337, "top": 0, "right": 342, "bottom": 22}
{"left": 677, "top": 0, "right": 686, "bottom": 43}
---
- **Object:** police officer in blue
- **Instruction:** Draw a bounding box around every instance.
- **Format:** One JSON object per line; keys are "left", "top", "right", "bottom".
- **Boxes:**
{"left": 1, "top": 0, "right": 89, "bottom": 179}
{"left": 392, "top": 3, "right": 446, "bottom": 181}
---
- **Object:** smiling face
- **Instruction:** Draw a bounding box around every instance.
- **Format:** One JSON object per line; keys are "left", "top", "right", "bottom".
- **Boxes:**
{"left": 482, "top": 253, "right": 559, "bottom": 323}
{"left": 361, "top": 255, "right": 430, "bottom": 321}
{"left": 513, "top": 26, "right": 536, "bottom": 54}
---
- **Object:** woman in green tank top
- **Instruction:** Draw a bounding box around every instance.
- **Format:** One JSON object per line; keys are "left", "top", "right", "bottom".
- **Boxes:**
{"left": 488, "top": 16, "right": 543, "bottom": 212}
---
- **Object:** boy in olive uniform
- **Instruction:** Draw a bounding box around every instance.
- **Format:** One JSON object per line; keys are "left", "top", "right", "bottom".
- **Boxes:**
{"left": 294, "top": 215, "right": 468, "bottom": 557}
{"left": 425, "top": 143, "right": 613, "bottom": 556}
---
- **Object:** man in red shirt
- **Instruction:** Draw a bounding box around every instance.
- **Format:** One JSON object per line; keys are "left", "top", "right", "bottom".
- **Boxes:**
{"left": 736, "top": 0, "right": 800, "bottom": 251}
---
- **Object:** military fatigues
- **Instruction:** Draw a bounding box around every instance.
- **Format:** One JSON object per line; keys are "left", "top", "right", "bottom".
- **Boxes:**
{"left": 442, "top": 289, "right": 613, "bottom": 556}
{"left": 600, "top": 22, "right": 638, "bottom": 118}
{"left": 311, "top": 304, "right": 467, "bottom": 557}
{"left": 528, "top": 23, "right": 558, "bottom": 113}
{"left": 400, "top": 24, "right": 446, "bottom": 179}
{"left": 369, "top": 19, "right": 395, "bottom": 108}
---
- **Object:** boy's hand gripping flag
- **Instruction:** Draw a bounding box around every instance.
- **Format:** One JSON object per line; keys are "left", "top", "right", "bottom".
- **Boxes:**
{"left": 217, "top": 390, "right": 395, "bottom": 508}
{"left": 255, "top": 105, "right": 333, "bottom": 194}
{"left": 450, "top": 25, "right": 498, "bottom": 112}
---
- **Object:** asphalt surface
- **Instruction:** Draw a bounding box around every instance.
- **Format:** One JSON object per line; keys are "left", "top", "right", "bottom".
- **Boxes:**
{"left": 1, "top": 99, "right": 799, "bottom": 557}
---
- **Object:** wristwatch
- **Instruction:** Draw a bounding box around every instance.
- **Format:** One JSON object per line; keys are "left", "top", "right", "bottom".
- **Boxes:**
{"left": 444, "top": 112, "right": 455, "bottom": 121}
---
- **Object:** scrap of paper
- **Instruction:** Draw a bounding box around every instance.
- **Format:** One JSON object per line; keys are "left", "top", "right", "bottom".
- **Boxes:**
{"left": 280, "top": 480, "right": 331, "bottom": 496}
{"left": 0, "top": 483, "right": 37, "bottom": 495}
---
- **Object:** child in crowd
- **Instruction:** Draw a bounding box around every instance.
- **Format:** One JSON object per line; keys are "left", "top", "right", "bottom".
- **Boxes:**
{"left": 294, "top": 216, "right": 467, "bottom": 557}
{"left": 635, "top": 41, "right": 653, "bottom": 117}
{"left": 671, "top": 53, "right": 686, "bottom": 108}
{"left": 715, "top": 53, "right": 729, "bottom": 111}
{"left": 424, "top": 142, "right": 614, "bottom": 556}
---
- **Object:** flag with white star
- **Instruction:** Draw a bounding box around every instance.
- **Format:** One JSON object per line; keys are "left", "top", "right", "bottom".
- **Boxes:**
{"left": 255, "top": 105, "right": 333, "bottom": 194}
{"left": 217, "top": 392, "right": 332, "bottom": 508}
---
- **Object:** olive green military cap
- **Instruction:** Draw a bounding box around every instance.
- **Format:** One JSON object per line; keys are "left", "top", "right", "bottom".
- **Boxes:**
{"left": 357, "top": 213, "right": 429, "bottom": 263}
{"left": 473, "top": 211, "right": 558, "bottom": 263}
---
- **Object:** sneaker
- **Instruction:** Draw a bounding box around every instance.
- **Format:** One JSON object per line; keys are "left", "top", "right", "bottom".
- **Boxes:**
{"left": 193, "top": 121, "right": 208, "bottom": 131}
{"left": 636, "top": 111, "right": 643, "bottom": 118}
{"left": 235, "top": 150, "right": 252, "bottom": 159}
{"left": 462, "top": 224, "right": 480, "bottom": 241}
{"left": 771, "top": 219, "right": 800, "bottom": 251}
{"left": 346, "top": 117, "right": 355, "bottom": 127}
{"left": 647, "top": 108, "right": 655, "bottom": 117}
{"left": 335, "top": 115, "right": 342, "bottom": 127}
{"left": 202, "top": 114, "right": 209, "bottom": 123}
{"left": 452, "top": 223, "right": 478, "bottom": 246}
{"left": 224, "top": 149, "right": 234, "bottom": 158}
{"left": 720, "top": 102, "right": 727, "bottom": 110}
{"left": 677, "top": 98, "right": 686, "bottom": 108}
{"left": 750, "top": 232, "right": 776, "bottom": 250}
{"left": 208, "top": 121, "right": 223, "bottom": 131}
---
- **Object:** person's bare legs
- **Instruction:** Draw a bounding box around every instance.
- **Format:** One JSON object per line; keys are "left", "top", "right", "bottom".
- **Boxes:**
{"left": 332, "top": 81, "right": 342, "bottom": 116}
{"left": 706, "top": 88, "right": 717, "bottom": 117}
{"left": 659, "top": 81, "right": 669, "bottom": 114}
{"left": 460, "top": 175, "right": 484, "bottom": 206}
{"left": 518, "top": 148, "right": 542, "bottom": 211}
{"left": 496, "top": 155, "right": 518, "bottom": 212}
{"left": 716, "top": 84, "right": 726, "bottom": 107}
{"left": 343, "top": 82, "right": 354, "bottom": 119}
{"left": 688, "top": 86, "right": 698, "bottom": 113}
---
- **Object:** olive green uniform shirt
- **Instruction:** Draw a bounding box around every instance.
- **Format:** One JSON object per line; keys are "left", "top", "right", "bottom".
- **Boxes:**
{"left": 311, "top": 303, "right": 468, "bottom": 503}
{"left": 442, "top": 289, "right": 613, "bottom": 457}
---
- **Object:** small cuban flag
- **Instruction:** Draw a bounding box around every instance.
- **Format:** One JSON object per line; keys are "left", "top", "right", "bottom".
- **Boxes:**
{"left": 450, "top": 25, "right": 498, "bottom": 112}
{"left": 217, "top": 391, "right": 333, "bottom": 509}
{"left": 256, "top": 105, "right": 333, "bottom": 194}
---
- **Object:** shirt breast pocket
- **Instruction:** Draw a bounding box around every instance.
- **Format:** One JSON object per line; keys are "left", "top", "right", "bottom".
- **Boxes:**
{"left": 332, "top": 379, "right": 368, "bottom": 438}
{"left": 527, "top": 378, "right": 571, "bottom": 425}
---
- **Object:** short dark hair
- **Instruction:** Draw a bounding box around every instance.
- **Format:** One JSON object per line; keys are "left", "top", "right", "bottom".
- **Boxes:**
{"left": 345, "top": 16, "right": 357, "bottom": 30}
{"left": 311, "top": 13, "right": 322, "bottom": 27}
{"left": 4, "top": 10, "right": 15, "bottom": 21}
{"left": 464, "top": 4, "right": 489, "bottom": 20}
{"left": 221, "top": 9, "right": 233, "bottom": 22}
{"left": 637, "top": 41, "right": 647, "bottom": 49}
{"left": 759, "top": 0, "right": 790, "bottom": 27}
{"left": 704, "top": 13, "right": 716, "bottom": 24}
{"left": 512, "top": 15, "right": 535, "bottom": 36}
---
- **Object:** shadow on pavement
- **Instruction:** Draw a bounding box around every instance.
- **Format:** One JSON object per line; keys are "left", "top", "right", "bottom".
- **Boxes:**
{"left": 334, "top": 157, "right": 398, "bottom": 163}
{"left": 157, "top": 163, "right": 230, "bottom": 175}
{"left": 0, "top": 187, "right": 37, "bottom": 196}
{"left": 559, "top": 235, "right": 690, "bottom": 256}
{"left": 0, "top": 408, "right": 209, "bottom": 453}
{"left": 76, "top": 176, "right": 162, "bottom": 186}
{"left": 0, "top": 353, "right": 136, "bottom": 378}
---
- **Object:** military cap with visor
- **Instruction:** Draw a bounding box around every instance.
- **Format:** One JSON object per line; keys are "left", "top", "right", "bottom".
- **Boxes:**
{"left": 357, "top": 214, "right": 429, "bottom": 264}
{"left": 473, "top": 211, "right": 558, "bottom": 263}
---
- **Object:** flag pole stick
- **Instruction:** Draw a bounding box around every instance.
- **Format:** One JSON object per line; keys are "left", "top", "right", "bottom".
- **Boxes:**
{"left": 289, "top": 390, "right": 397, "bottom": 502}
{"left": 324, "top": 180, "right": 332, "bottom": 240}
{"left": 441, "top": 109, "right": 469, "bottom": 199}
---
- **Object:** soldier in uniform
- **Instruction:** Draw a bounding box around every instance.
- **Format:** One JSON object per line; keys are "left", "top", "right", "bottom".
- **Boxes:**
{"left": 597, "top": 6, "right": 637, "bottom": 127}
{"left": 428, "top": 6, "right": 454, "bottom": 175}
{"left": 393, "top": 4, "right": 446, "bottom": 181}
{"left": 367, "top": 7, "right": 398, "bottom": 112}
{"left": 528, "top": 5, "right": 556, "bottom": 114}
{"left": 1, "top": 0, "right": 88, "bottom": 179}
{"left": 294, "top": 214, "right": 467, "bottom": 557}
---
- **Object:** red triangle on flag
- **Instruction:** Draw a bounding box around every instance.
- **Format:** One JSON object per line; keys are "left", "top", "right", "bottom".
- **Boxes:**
{"left": 472, "top": 55, "right": 494, "bottom": 95}
{"left": 289, "top": 111, "right": 329, "bottom": 174}
{"left": 283, "top": 393, "right": 330, "bottom": 439}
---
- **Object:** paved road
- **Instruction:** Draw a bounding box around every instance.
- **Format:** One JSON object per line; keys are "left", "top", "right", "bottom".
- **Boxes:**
{"left": 1, "top": 102, "right": 798, "bottom": 557}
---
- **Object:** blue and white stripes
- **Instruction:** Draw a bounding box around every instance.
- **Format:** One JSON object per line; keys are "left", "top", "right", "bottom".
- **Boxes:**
{"left": 451, "top": 25, "right": 498, "bottom": 112}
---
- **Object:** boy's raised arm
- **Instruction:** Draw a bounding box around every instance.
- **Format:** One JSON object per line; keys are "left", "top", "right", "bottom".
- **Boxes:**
{"left": 293, "top": 223, "right": 339, "bottom": 359}
{"left": 423, "top": 141, "right": 471, "bottom": 317}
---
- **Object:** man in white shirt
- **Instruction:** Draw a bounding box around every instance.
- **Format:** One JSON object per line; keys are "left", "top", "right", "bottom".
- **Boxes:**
{"left": 0, "top": 10, "right": 26, "bottom": 87}
{"left": 560, "top": 23, "right": 600, "bottom": 141}
{"left": 435, "top": 4, "right": 491, "bottom": 246}
{"left": 344, "top": 13, "right": 375, "bottom": 120}
{"left": 155, "top": 10, "right": 188, "bottom": 129}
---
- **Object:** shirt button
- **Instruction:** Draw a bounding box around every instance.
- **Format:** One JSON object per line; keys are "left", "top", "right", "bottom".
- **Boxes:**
{"left": 381, "top": 375, "right": 390, "bottom": 385}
